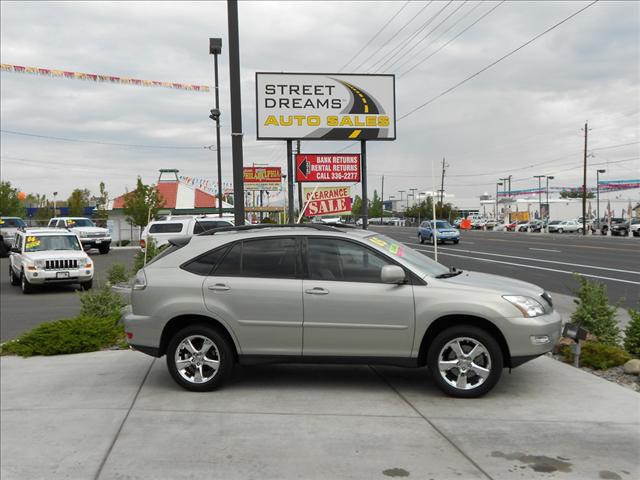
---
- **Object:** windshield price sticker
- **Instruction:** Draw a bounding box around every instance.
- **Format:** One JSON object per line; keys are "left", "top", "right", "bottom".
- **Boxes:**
{"left": 25, "top": 236, "right": 41, "bottom": 250}
{"left": 369, "top": 236, "right": 404, "bottom": 257}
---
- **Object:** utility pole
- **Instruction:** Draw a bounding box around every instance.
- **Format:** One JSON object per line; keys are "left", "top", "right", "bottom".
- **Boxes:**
{"left": 209, "top": 38, "right": 223, "bottom": 217}
{"left": 380, "top": 175, "right": 385, "bottom": 222}
{"left": 495, "top": 181, "right": 503, "bottom": 220}
{"left": 439, "top": 157, "right": 447, "bottom": 206}
{"left": 582, "top": 122, "right": 589, "bottom": 235}
{"left": 596, "top": 169, "right": 605, "bottom": 232}
{"left": 546, "top": 175, "right": 554, "bottom": 222}
{"left": 507, "top": 174, "right": 512, "bottom": 222}
{"left": 227, "top": 0, "right": 245, "bottom": 226}
{"left": 534, "top": 175, "right": 545, "bottom": 220}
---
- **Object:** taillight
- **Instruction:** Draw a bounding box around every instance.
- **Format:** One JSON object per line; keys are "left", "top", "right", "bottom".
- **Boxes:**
{"left": 140, "top": 239, "right": 146, "bottom": 249}
{"left": 133, "top": 269, "right": 147, "bottom": 290}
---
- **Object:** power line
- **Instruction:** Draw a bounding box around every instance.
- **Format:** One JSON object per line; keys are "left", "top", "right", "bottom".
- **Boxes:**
{"left": 352, "top": 2, "right": 434, "bottom": 71}
{"left": 398, "top": 0, "right": 600, "bottom": 121}
{"left": 380, "top": 1, "right": 469, "bottom": 73}
{"left": 339, "top": 0, "right": 411, "bottom": 72}
{"left": 398, "top": 1, "right": 504, "bottom": 77}
{"left": 591, "top": 141, "right": 640, "bottom": 151}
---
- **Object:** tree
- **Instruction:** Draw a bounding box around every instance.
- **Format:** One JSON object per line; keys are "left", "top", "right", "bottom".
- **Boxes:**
{"left": 369, "top": 190, "right": 382, "bottom": 218}
{"left": 351, "top": 195, "right": 362, "bottom": 218}
{"left": 560, "top": 190, "right": 594, "bottom": 199}
{"left": 0, "top": 181, "right": 26, "bottom": 217}
{"left": 94, "top": 182, "right": 109, "bottom": 220}
{"left": 67, "top": 189, "right": 91, "bottom": 217}
{"left": 123, "top": 177, "right": 165, "bottom": 228}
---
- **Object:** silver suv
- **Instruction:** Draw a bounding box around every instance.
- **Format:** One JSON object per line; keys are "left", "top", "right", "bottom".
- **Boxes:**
{"left": 124, "top": 225, "right": 561, "bottom": 398}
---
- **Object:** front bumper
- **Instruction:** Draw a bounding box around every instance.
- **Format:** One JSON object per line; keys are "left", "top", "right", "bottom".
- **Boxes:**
{"left": 24, "top": 268, "right": 93, "bottom": 285}
{"left": 81, "top": 238, "right": 112, "bottom": 249}
{"left": 505, "top": 310, "right": 562, "bottom": 366}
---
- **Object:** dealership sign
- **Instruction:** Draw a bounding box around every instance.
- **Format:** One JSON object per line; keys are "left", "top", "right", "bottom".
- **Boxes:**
{"left": 296, "top": 154, "right": 360, "bottom": 182}
{"left": 243, "top": 167, "right": 282, "bottom": 191}
{"left": 303, "top": 186, "right": 352, "bottom": 216}
{"left": 256, "top": 73, "right": 396, "bottom": 141}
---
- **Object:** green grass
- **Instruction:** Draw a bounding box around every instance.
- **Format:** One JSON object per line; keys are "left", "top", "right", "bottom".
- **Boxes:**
{"left": 0, "top": 314, "right": 127, "bottom": 357}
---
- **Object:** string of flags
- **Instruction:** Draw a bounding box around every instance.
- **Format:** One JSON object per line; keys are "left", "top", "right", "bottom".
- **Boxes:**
{"left": 497, "top": 180, "right": 640, "bottom": 197}
{"left": 1, "top": 63, "right": 210, "bottom": 93}
{"left": 178, "top": 175, "right": 234, "bottom": 195}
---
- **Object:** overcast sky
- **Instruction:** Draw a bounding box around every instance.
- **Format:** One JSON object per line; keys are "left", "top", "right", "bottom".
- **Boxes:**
{"left": 1, "top": 0, "right": 638, "bottom": 205}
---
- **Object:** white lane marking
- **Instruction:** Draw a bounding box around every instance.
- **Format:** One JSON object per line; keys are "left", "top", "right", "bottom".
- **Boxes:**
{"left": 529, "top": 248, "right": 561, "bottom": 253}
{"left": 404, "top": 241, "right": 639, "bottom": 275}
{"left": 412, "top": 248, "right": 640, "bottom": 286}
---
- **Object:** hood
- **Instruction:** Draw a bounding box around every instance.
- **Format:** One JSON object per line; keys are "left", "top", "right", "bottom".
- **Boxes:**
{"left": 70, "top": 226, "right": 109, "bottom": 234}
{"left": 22, "top": 250, "right": 89, "bottom": 260}
{"left": 438, "top": 270, "right": 544, "bottom": 297}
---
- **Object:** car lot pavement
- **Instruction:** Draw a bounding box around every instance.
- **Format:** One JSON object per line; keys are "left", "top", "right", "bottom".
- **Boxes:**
{"left": 1, "top": 350, "right": 638, "bottom": 479}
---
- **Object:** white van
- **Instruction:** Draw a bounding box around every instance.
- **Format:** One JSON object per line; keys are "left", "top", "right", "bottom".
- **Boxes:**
{"left": 141, "top": 215, "right": 234, "bottom": 249}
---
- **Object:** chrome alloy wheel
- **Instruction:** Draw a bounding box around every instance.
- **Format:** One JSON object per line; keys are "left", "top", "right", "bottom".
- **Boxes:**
{"left": 174, "top": 335, "right": 221, "bottom": 384}
{"left": 437, "top": 337, "right": 492, "bottom": 391}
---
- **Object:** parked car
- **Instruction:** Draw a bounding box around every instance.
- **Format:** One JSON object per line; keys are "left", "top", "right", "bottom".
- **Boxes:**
{"left": 47, "top": 217, "right": 112, "bottom": 254}
{"left": 9, "top": 228, "right": 94, "bottom": 293}
{"left": 555, "top": 220, "right": 584, "bottom": 234}
{"left": 0, "top": 217, "right": 26, "bottom": 256}
{"left": 600, "top": 218, "right": 627, "bottom": 235}
{"left": 610, "top": 219, "right": 638, "bottom": 236}
{"left": 493, "top": 222, "right": 508, "bottom": 232}
{"left": 418, "top": 220, "right": 460, "bottom": 244}
{"left": 547, "top": 220, "right": 563, "bottom": 233}
{"left": 517, "top": 220, "right": 543, "bottom": 232}
{"left": 506, "top": 220, "right": 527, "bottom": 232}
{"left": 123, "top": 224, "right": 561, "bottom": 398}
{"left": 630, "top": 218, "right": 640, "bottom": 237}
{"left": 141, "top": 215, "right": 234, "bottom": 249}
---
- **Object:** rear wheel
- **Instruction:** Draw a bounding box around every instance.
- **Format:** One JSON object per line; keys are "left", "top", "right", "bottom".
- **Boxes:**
{"left": 427, "top": 325, "right": 503, "bottom": 398}
{"left": 166, "top": 325, "right": 234, "bottom": 392}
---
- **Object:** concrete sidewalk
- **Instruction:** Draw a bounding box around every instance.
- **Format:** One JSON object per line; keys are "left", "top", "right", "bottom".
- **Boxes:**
{"left": 1, "top": 350, "right": 638, "bottom": 480}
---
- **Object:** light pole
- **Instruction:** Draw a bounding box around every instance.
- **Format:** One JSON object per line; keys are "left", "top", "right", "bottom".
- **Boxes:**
{"left": 495, "top": 182, "right": 503, "bottom": 220}
{"left": 409, "top": 188, "right": 417, "bottom": 209}
{"left": 596, "top": 169, "right": 605, "bottom": 232}
{"left": 209, "top": 38, "right": 223, "bottom": 217}
{"left": 53, "top": 191, "right": 58, "bottom": 218}
{"left": 398, "top": 190, "right": 406, "bottom": 214}
{"left": 546, "top": 175, "right": 554, "bottom": 223}
{"left": 534, "top": 175, "right": 545, "bottom": 220}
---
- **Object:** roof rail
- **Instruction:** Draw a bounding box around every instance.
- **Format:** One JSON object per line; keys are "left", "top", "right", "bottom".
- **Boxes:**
{"left": 198, "top": 223, "right": 343, "bottom": 236}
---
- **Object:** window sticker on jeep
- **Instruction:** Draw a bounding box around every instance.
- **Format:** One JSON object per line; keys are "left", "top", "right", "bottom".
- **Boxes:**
{"left": 66, "top": 220, "right": 76, "bottom": 226}
{"left": 368, "top": 236, "right": 404, "bottom": 257}
{"left": 25, "top": 236, "right": 41, "bottom": 251}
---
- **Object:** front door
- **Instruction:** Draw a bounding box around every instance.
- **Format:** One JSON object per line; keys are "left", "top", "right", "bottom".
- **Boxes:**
{"left": 202, "top": 237, "right": 303, "bottom": 356}
{"left": 302, "top": 237, "right": 415, "bottom": 358}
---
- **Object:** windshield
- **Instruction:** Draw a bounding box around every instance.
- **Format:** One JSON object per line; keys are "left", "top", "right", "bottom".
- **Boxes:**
{"left": 24, "top": 235, "right": 82, "bottom": 252}
{"left": 0, "top": 218, "right": 26, "bottom": 228}
{"left": 65, "top": 218, "right": 95, "bottom": 227}
{"left": 366, "top": 234, "right": 449, "bottom": 277}
{"left": 434, "top": 221, "right": 452, "bottom": 229}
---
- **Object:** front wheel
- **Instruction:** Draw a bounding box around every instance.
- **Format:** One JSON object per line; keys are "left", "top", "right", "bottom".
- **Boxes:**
{"left": 453, "top": 239, "right": 459, "bottom": 244}
{"left": 166, "top": 325, "right": 235, "bottom": 392}
{"left": 577, "top": 228, "right": 584, "bottom": 234}
{"left": 99, "top": 244, "right": 110, "bottom": 254}
{"left": 80, "top": 279, "right": 93, "bottom": 291}
{"left": 419, "top": 234, "right": 424, "bottom": 244}
{"left": 21, "top": 271, "right": 35, "bottom": 294}
{"left": 427, "top": 325, "right": 503, "bottom": 398}
{"left": 9, "top": 265, "right": 20, "bottom": 286}
{"left": 557, "top": 228, "right": 563, "bottom": 234}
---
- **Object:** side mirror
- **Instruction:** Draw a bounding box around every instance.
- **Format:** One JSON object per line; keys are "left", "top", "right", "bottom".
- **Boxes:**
{"left": 381, "top": 265, "right": 406, "bottom": 285}
{"left": 11, "top": 247, "right": 20, "bottom": 253}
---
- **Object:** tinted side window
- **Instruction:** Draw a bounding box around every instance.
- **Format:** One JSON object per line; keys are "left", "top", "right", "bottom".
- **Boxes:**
{"left": 182, "top": 245, "right": 229, "bottom": 276}
{"left": 242, "top": 238, "right": 296, "bottom": 279}
{"left": 214, "top": 242, "right": 242, "bottom": 276}
{"left": 307, "top": 238, "right": 391, "bottom": 283}
{"left": 149, "top": 223, "right": 184, "bottom": 234}
{"left": 193, "top": 221, "right": 232, "bottom": 234}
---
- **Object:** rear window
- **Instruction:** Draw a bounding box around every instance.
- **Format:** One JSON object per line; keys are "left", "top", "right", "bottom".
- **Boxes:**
{"left": 181, "top": 245, "right": 230, "bottom": 276}
{"left": 0, "top": 218, "right": 26, "bottom": 228}
{"left": 193, "top": 220, "right": 233, "bottom": 234}
{"left": 149, "top": 223, "right": 184, "bottom": 234}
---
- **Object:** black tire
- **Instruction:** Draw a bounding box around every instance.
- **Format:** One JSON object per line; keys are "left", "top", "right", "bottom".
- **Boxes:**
{"left": 99, "top": 244, "right": 110, "bottom": 254}
{"left": 601, "top": 226, "right": 608, "bottom": 235}
{"left": 429, "top": 235, "right": 434, "bottom": 245}
{"left": 166, "top": 325, "right": 235, "bottom": 392}
{"left": 557, "top": 228, "right": 563, "bottom": 234}
{"left": 453, "top": 239, "right": 459, "bottom": 244}
{"left": 427, "top": 325, "right": 503, "bottom": 398}
{"left": 577, "top": 228, "right": 584, "bottom": 234}
{"left": 81, "top": 279, "right": 93, "bottom": 291}
{"left": 9, "top": 265, "right": 20, "bottom": 286}
{"left": 419, "top": 234, "right": 424, "bottom": 244}
{"left": 21, "top": 271, "right": 34, "bottom": 294}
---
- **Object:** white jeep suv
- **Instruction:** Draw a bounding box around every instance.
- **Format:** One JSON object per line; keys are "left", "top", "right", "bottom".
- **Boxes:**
{"left": 9, "top": 228, "right": 94, "bottom": 294}
{"left": 48, "top": 217, "right": 112, "bottom": 254}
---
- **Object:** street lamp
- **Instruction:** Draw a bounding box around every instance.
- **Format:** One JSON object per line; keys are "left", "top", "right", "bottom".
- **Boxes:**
{"left": 546, "top": 175, "right": 554, "bottom": 224}
{"left": 53, "top": 191, "right": 58, "bottom": 218}
{"left": 596, "top": 169, "right": 605, "bottom": 232}
{"left": 209, "top": 38, "right": 223, "bottom": 217}
{"left": 398, "top": 190, "right": 406, "bottom": 213}
{"left": 495, "top": 182, "right": 503, "bottom": 220}
{"left": 534, "top": 175, "right": 545, "bottom": 221}
{"left": 409, "top": 188, "right": 417, "bottom": 208}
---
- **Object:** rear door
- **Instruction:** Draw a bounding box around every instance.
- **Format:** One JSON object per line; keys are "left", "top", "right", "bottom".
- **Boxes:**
{"left": 202, "top": 236, "right": 303, "bottom": 356}
{"left": 301, "top": 237, "right": 415, "bottom": 358}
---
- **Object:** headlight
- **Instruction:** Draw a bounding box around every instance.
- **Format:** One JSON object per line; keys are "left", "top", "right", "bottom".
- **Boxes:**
{"left": 33, "top": 260, "right": 45, "bottom": 268}
{"left": 79, "top": 232, "right": 89, "bottom": 237}
{"left": 503, "top": 295, "right": 545, "bottom": 317}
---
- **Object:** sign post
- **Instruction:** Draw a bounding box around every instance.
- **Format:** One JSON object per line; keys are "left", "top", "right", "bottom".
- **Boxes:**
{"left": 361, "top": 140, "right": 368, "bottom": 230}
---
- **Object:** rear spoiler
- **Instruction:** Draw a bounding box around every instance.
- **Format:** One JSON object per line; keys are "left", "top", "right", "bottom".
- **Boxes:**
{"left": 168, "top": 236, "right": 192, "bottom": 248}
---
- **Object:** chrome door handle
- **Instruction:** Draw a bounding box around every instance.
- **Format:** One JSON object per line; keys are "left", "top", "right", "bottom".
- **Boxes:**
{"left": 305, "top": 287, "right": 329, "bottom": 295}
{"left": 208, "top": 283, "right": 230, "bottom": 291}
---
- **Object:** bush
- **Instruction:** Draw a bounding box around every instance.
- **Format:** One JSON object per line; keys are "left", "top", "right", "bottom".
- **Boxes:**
{"left": 571, "top": 275, "right": 620, "bottom": 346}
{"left": 132, "top": 236, "right": 165, "bottom": 273}
{"left": 79, "top": 285, "right": 125, "bottom": 318}
{"left": 0, "top": 315, "right": 126, "bottom": 357}
{"left": 624, "top": 308, "right": 640, "bottom": 357}
{"left": 119, "top": 240, "right": 131, "bottom": 246}
{"left": 106, "top": 262, "right": 129, "bottom": 285}
{"left": 562, "top": 342, "right": 631, "bottom": 370}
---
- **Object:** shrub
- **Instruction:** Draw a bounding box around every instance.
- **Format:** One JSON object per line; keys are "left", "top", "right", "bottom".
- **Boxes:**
{"left": 571, "top": 275, "right": 620, "bottom": 346}
{"left": 132, "top": 236, "right": 165, "bottom": 273}
{"left": 624, "top": 308, "right": 640, "bottom": 357}
{"left": 79, "top": 285, "right": 125, "bottom": 319}
{"left": 562, "top": 342, "right": 631, "bottom": 370}
{"left": 119, "top": 240, "right": 131, "bottom": 246}
{"left": 0, "top": 315, "right": 126, "bottom": 357}
{"left": 106, "top": 262, "right": 129, "bottom": 285}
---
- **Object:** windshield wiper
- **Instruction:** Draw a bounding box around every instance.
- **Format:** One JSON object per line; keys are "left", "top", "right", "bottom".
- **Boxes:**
{"left": 436, "top": 267, "right": 463, "bottom": 279}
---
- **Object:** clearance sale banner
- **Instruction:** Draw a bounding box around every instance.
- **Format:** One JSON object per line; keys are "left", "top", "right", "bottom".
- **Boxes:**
{"left": 303, "top": 186, "right": 353, "bottom": 216}
{"left": 256, "top": 73, "right": 396, "bottom": 141}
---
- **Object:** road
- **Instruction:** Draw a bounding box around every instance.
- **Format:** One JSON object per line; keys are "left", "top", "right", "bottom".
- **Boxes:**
{"left": 371, "top": 226, "right": 640, "bottom": 309}
{"left": 0, "top": 248, "right": 136, "bottom": 342}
